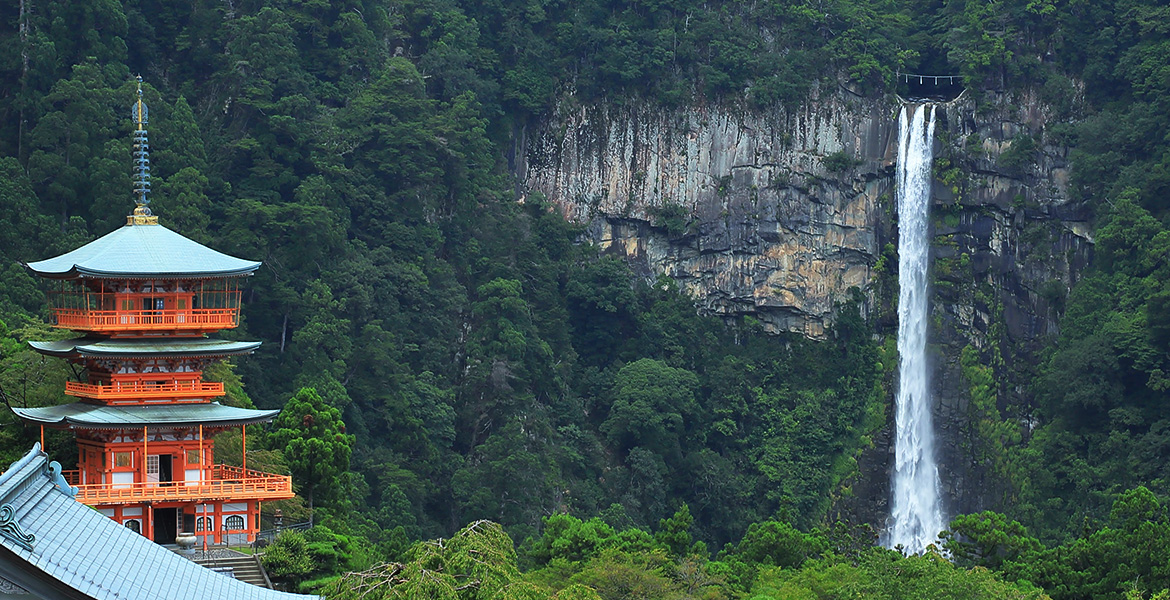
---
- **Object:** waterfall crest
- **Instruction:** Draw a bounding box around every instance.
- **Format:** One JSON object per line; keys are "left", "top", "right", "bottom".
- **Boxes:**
{"left": 887, "top": 104, "right": 944, "bottom": 554}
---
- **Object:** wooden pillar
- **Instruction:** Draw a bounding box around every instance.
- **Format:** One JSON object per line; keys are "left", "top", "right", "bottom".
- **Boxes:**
{"left": 241, "top": 424, "right": 246, "bottom": 473}
{"left": 146, "top": 504, "right": 154, "bottom": 541}
{"left": 254, "top": 501, "right": 261, "bottom": 543}
{"left": 198, "top": 424, "right": 204, "bottom": 482}
{"left": 142, "top": 426, "right": 148, "bottom": 483}
{"left": 39, "top": 426, "right": 43, "bottom": 450}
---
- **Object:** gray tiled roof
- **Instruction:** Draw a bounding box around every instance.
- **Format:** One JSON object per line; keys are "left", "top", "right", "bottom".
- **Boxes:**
{"left": 0, "top": 445, "right": 317, "bottom": 600}
{"left": 29, "top": 337, "right": 261, "bottom": 358}
{"left": 25, "top": 223, "right": 260, "bottom": 279}
{"left": 12, "top": 403, "right": 280, "bottom": 429}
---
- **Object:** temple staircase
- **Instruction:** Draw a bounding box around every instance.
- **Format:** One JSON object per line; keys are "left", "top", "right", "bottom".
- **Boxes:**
{"left": 189, "top": 548, "right": 274, "bottom": 589}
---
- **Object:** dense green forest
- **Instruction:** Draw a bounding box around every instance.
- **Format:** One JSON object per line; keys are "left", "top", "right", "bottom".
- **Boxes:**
{"left": 0, "top": 0, "right": 1169, "bottom": 597}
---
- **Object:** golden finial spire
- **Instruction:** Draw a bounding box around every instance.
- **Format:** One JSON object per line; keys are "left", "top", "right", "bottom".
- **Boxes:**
{"left": 128, "top": 75, "right": 157, "bottom": 225}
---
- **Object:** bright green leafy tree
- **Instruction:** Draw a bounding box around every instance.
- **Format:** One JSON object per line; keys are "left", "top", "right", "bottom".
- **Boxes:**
{"left": 270, "top": 387, "right": 355, "bottom": 514}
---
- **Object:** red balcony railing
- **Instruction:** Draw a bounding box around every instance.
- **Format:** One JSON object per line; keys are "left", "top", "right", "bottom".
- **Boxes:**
{"left": 65, "top": 380, "right": 225, "bottom": 401}
{"left": 51, "top": 308, "right": 240, "bottom": 333}
{"left": 60, "top": 465, "right": 294, "bottom": 505}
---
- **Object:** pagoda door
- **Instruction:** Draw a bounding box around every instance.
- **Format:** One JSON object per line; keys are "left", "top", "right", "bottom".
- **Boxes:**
{"left": 145, "top": 296, "right": 164, "bottom": 324}
{"left": 154, "top": 507, "right": 178, "bottom": 544}
{"left": 146, "top": 455, "right": 173, "bottom": 483}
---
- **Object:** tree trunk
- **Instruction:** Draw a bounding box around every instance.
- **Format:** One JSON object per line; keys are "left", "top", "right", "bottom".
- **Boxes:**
{"left": 17, "top": 0, "right": 29, "bottom": 162}
{"left": 280, "top": 311, "right": 288, "bottom": 353}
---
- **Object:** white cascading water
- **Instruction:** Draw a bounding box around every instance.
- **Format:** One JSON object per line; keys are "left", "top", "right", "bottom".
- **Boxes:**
{"left": 887, "top": 104, "right": 944, "bottom": 554}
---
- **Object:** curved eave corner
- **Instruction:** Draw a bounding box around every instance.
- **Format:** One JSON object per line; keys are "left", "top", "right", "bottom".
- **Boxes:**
{"left": 24, "top": 263, "right": 262, "bottom": 280}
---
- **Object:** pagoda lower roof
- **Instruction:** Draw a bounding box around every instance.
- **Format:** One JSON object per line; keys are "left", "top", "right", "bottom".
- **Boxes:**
{"left": 24, "top": 222, "right": 260, "bottom": 279}
{"left": 12, "top": 402, "right": 280, "bottom": 429}
{"left": 29, "top": 336, "right": 261, "bottom": 359}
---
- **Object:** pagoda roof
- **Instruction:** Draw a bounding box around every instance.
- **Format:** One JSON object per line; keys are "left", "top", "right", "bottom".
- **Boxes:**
{"left": 29, "top": 337, "right": 261, "bottom": 359}
{"left": 12, "top": 403, "right": 280, "bottom": 430}
{"left": 0, "top": 444, "right": 316, "bottom": 600}
{"left": 25, "top": 223, "right": 260, "bottom": 280}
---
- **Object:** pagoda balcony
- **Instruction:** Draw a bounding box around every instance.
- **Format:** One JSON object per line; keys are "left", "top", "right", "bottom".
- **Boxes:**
{"left": 65, "top": 380, "right": 225, "bottom": 402}
{"left": 60, "top": 465, "right": 294, "bottom": 505}
{"left": 51, "top": 307, "right": 240, "bottom": 334}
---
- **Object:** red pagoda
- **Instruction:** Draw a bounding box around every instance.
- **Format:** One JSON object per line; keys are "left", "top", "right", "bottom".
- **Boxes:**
{"left": 13, "top": 78, "right": 294, "bottom": 546}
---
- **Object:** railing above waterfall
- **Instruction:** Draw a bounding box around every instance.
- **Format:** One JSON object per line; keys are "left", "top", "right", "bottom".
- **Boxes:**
{"left": 896, "top": 72, "right": 965, "bottom": 102}
{"left": 897, "top": 72, "right": 963, "bottom": 86}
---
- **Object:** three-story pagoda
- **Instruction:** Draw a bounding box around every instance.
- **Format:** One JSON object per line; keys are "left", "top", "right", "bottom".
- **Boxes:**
{"left": 13, "top": 78, "right": 294, "bottom": 546}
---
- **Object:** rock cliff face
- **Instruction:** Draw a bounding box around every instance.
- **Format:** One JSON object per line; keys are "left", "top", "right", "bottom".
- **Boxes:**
{"left": 518, "top": 85, "right": 1092, "bottom": 526}
{"left": 521, "top": 86, "right": 898, "bottom": 337}
{"left": 920, "top": 89, "right": 1093, "bottom": 525}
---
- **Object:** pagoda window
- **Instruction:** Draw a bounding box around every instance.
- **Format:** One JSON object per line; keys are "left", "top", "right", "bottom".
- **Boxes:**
{"left": 186, "top": 450, "right": 200, "bottom": 465}
{"left": 225, "top": 515, "right": 244, "bottom": 531}
{"left": 124, "top": 519, "right": 141, "bottom": 533}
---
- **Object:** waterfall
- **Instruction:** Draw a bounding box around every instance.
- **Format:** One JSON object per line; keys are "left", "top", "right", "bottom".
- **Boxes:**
{"left": 887, "top": 104, "right": 944, "bottom": 554}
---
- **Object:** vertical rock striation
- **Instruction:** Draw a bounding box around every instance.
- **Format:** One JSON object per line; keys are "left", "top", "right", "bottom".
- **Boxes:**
{"left": 521, "top": 86, "right": 898, "bottom": 337}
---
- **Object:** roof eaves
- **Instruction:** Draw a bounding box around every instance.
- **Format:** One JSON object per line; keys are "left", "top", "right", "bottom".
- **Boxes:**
{"left": 72, "top": 265, "right": 261, "bottom": 279}
{"left": 27, "top": 338, "right": 263, "bottom": 359}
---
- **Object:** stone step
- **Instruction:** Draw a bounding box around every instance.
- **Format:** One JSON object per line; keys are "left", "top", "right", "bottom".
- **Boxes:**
{"left": 210, "top": 566, "right": 267, "bottom": 586}
{"left": 194, "top": 554, "right": 272, "bottom": 589}
{"left": 203, "top": 557, "right": 258, "bottom": 566}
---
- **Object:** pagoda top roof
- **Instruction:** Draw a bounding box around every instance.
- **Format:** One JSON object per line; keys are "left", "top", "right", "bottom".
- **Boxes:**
{"left": 12, "top": 402, "right": 280, "bottom": 430}
{"left": 25, "top": 222, "right": 260, "bottom": 280}
{"left": 0, "top": 444, "right": 316, "bottom": 599}
{"left": 29, "top": 336, "right": 261, "bottom": 359}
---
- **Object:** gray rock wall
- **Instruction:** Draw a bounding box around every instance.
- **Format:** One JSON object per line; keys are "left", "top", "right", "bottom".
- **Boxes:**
{"left": 521, "top": 85, "right": 898, "bottom": 337}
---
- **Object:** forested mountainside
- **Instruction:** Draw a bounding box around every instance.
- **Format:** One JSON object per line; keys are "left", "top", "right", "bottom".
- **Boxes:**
{"left": 0, "top": 0, "right": 1169, "bottom": 597}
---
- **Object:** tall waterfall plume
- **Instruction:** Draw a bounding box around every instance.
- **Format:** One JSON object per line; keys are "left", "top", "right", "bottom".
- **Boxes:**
{"left": 887, "top": 104, "right": 944, "bottom": 554}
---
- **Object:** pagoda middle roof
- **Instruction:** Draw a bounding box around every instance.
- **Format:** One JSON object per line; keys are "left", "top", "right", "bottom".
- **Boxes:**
{"left": 29, "top": 336, "right": 262, "bottom": 359}
{"left": 12, "top": 402, "right": 280, "bottom": 429}
{"left": 25, "top": 222, "right": 260, "bottom": 279}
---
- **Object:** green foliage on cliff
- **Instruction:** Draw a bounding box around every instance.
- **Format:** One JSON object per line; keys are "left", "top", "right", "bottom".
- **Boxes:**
{"left": 1011, "top": 194, "right": 1170, "bottom": 539}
